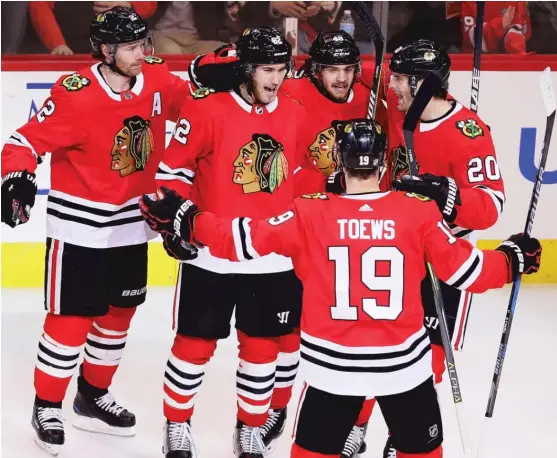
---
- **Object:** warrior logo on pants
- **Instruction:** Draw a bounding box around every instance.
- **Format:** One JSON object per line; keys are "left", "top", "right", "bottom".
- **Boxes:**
{"left": 232, "top": 133, "right": 288, "bottom": 194}
{"left": 111, "top": 116, "right": 154, "bottom": 177}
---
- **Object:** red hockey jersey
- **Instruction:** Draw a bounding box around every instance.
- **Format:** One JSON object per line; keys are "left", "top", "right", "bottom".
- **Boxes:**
{"left": 155, "top": 89, "right": 314, "bottom": 273}
{"left": 382, "top": 85, "right": 505, "bottom": 238}
{"left": 282, "top": 77, "right": 370, "bottom": 177}
{"left": 461, "top": 1, "right": 531, "bottom": 53}
{"left": 194, "top": 191, "right": 509, "bottom": 396}
{"left": 282, "top": 75, "right": 391, "bottom": 196}
{"left": 1, "top": 57, "right": 191, "bottom": 248}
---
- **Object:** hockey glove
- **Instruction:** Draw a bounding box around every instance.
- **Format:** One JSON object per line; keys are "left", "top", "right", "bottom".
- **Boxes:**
{"left": 162, "top": 232, "right": 198, "bottom": 261}
{"left": 496, "top": 233, "right": 542, "bottom": 282}
{"left": 326, "top": 170, "right": 346, "bottom": 194}
{"left": 188, "top": 43, "right": 245, "bottom": 92}
{"left": 1, "top": 170, "right": 37, "bottom": 228}
{"left": 139, "top": 187, "right": 201, "bottom": 243}
{"left": 393, "top": 173, "right": 461, "bottom": 224}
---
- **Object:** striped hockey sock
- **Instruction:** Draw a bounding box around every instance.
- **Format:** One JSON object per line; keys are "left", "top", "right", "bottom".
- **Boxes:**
{"left": 236, "top": 331, "right": 279, "bottom": 427}
{"left": 34, "top": 314, "right": 93, "bottom": 404}
{"left": 81, "top": 305, "right": 136, "bottom": 390}
{"left": 163, "top": 334, "right": 217, "bottom": 423}
{"left": 271, "top": 329, "right": 300, "bottom": 410}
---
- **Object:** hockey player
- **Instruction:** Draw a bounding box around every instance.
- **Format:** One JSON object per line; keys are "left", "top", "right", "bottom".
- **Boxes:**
{"left": 138, "top": 118, "right": 542, "bottom": 458}
{"left": 0, "top": 7, "right": 195, "bottom": 455}
{"left": 188, "top": 32, "right": 384, "bottom": 455}
{"left": 334, "top": 39, "right": 507, "bottom": 457}
{"left": 152, "top": 26, "right": 319, "bottom": 458}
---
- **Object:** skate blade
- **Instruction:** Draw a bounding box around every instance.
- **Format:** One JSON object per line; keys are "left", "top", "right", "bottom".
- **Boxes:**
{"left": 33, "top": 435, "right": 61, "bottom": 456}
{"left": 72, "top": 415, "right": 135, "bottom": 437}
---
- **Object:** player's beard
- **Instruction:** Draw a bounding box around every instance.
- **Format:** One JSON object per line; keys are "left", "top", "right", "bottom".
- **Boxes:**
{"left": 122, "top": 60, "right": 143, "bottom": 77}
{"left": 325, "top": 81, "right": 351, "bottom": 102}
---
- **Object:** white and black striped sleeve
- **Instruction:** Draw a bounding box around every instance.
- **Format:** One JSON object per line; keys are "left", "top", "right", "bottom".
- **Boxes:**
{"left": 475, "top": 185, "right": 505, "bottom": 217}
{"left": 231, "top": 217, "right": 261, "bottom": 261}
{"left": 444, "top": 247, "right": 485, "bottom": 291}
{"left": 155, "top": 161, "right": 195, "bottom": 186}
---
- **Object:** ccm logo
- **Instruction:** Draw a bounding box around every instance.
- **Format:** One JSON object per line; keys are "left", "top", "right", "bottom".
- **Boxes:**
{"left": 122, "top": 287, "right": 147, "bottom": 296}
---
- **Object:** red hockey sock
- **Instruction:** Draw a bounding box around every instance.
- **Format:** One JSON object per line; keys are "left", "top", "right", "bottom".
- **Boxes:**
{"left": 81, "top": 305, "right": 136, "bottom": 390}
{"left": 34, "top": 313, "right": 94, "bottom": 403}
{"left": 237, "top": 330, "right": 280, "bottom": 427}
{"left": 163, "top": 334, "right": 217, "bottom": 423}
{"left": 290, "top": 443, "right": 337, "bottom": 458}
{"left": 271, "top": 328, "right": 301, "bottom": 410}
{"left": 397, "top": 446, "right": 443, "bottom": 457}
{"left": 356, "top": 397, "right": 376, "bottom": 426}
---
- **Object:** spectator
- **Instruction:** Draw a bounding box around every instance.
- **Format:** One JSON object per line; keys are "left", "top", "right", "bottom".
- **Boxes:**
{"left": 1, "top": 1, "right": 29, "bottom": 54}
{"left": 460, "top": 1, "right": 532, "bottom": 54}
{"left": 528, "top": 1, "right": 557, "bottom": 54}
{"left": 150, "top": 1, "right": 227, "bottom": 54}
{"left": 29, "top": 1, "right": 157, "bottom": 55}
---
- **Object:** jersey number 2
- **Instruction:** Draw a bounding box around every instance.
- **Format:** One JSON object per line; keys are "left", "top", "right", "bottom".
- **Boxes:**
{"left": 328, "top": 246, "right": 403, "bottom": 321}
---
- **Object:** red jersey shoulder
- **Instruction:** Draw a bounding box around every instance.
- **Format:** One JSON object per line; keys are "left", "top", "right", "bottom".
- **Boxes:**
{"left": 280, "top": 77, "right": 313, "bottom": 105}
{"left": 452, "top": 104, "right": 490, "bottom": 142}
{"left": 55, "top": 68, "right": 93, "bottom": 95}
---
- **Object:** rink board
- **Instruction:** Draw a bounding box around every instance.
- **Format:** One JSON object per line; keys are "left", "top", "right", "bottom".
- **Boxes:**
{"left": 1, "top": 55, "right": 557, "bottom": 286}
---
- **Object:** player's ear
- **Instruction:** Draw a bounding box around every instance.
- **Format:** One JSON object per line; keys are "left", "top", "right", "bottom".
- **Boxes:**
{"left": 101, "top": 44, "right": 111, "bottom": 62}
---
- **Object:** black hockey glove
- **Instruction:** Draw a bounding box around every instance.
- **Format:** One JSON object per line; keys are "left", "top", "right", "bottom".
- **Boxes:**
{"left": 139, "top": 187, "right": 201, "bottom": 243}
{"left": 326, "top": 170, "right": 346, "bottom": 194}
{"left": 393, "top": 173, "right": 461, "bottom": 224}
{"left": 162, "top": 232, "right": 198, "bottom": 261}
{"left": 1, "top": 170, "right": 37, "bottom": 228}
{"left": 188, "top": 43, "right": 245, "bottom": 92}
{"left": 497, "top": 233, "right": 542, "bottom": 282}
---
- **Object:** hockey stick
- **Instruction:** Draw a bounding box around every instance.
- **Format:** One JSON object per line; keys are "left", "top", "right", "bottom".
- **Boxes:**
{"left": 470, "top": 1, "right": 485, "bottom": 113}
{"left": 351, "top": 1, "right": 384, "bottom": 121}
{"left": 402, "top": 72, "right": 472, "bottom": 454}
{"left": 477, "top": 67, "right": 555, "bottom": 456}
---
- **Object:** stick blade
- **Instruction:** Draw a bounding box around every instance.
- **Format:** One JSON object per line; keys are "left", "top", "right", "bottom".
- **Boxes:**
{"left": 540, "top": 67, "right": 556, "bottom": 117}
{"left": 402, "top": 72, "right": 442, "bottom": 133}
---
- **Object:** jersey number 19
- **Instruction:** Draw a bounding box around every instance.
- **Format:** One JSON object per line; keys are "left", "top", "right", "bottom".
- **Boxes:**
{"left": 328, "top": 246, "right": 404, "bottom": 321}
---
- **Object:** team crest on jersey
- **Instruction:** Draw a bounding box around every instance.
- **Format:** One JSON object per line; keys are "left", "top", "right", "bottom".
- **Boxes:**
{"left": 192, "top": 87, "right": 215, "bottom": 99}
{"left": 456, "top": 119, "right": 484, "bottom": 139}
{"left": 390, "top": 145, "right": 419, "bottom": 182}
{"left": 110, "top": 116, "right": 154, "bottom": 177}
{"left": 309, "top": 127, "right": 338, "bottom": 177}
{"left": 404, "top": 192, "right": 431, "bottom": 202}
{"left": 61, "top": 74, "right": 90, "bottom": 92}
{"left": 144, "top": 56, "right": 164, "bottom": 65}
{"left": 301, "top": 193, "right": 328, "bottom": 200}
{"left": 233, "top": 134, "right": 288, "bottom": 194}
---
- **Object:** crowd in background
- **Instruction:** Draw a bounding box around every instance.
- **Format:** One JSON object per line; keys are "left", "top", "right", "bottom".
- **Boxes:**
{"left": 2, "top": 1, "right": 557, "bottom": 56}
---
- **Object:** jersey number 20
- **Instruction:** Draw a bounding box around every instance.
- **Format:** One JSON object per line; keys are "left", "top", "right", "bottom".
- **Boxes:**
{"left": 328, "top": 246, "right": 403, "bottom": 321}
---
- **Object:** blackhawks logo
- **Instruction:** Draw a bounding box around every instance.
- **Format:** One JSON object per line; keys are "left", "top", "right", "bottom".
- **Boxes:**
{"left": 61, "top": 74, "right": 90, "bottom": 92}
{"left": 192, "top": 87, "right": 215, "bottom": 99}
{"left": 456, "top": 119, "right": 484, "bottom": 139}
{"left": 110, "top": 116, "right": 154, "bottom": 177}
{"left": 307, "top": 120, "right": 346, "bottom": 177}
{"left": 301, "top": 193, "right": 328, "bottom": 200}
{"left": 233, "top": 134, "right": 288, "bottom": 194}
{"left": 144, "top": 56, "right": 164, "bottom": 65}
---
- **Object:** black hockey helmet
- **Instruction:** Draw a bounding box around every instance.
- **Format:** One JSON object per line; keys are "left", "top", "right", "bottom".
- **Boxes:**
{"left": 389, "top": 39, "right": 451, "bottom": 97}
{"left": 310, "top": 31, "right": 361, "bottom": 70}
{"left": 236, "top": 26, "right": 293, "bottom": 75}
{"left": 90, "top": 6, "right": 153, "bottom": 59}
{"left": 336, "top": 119, "right": 387, "bottom": 171}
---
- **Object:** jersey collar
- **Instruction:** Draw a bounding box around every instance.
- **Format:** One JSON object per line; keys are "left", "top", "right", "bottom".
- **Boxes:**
{"left": 338, "top": 191, "right": 390, "bottom": 200}
{"left": 419, "top": 101, "right": 462, "bottom": 132}
{"left": 229, "top": 90, "right": 279, "bottom": 114}
{"left": 91, "top": 63, "right": 145, "bottom": 102}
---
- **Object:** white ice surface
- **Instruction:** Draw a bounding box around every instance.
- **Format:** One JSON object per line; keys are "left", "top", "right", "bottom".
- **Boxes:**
{"left": 2, "top": 285, "right": 556, "bottom": 458}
